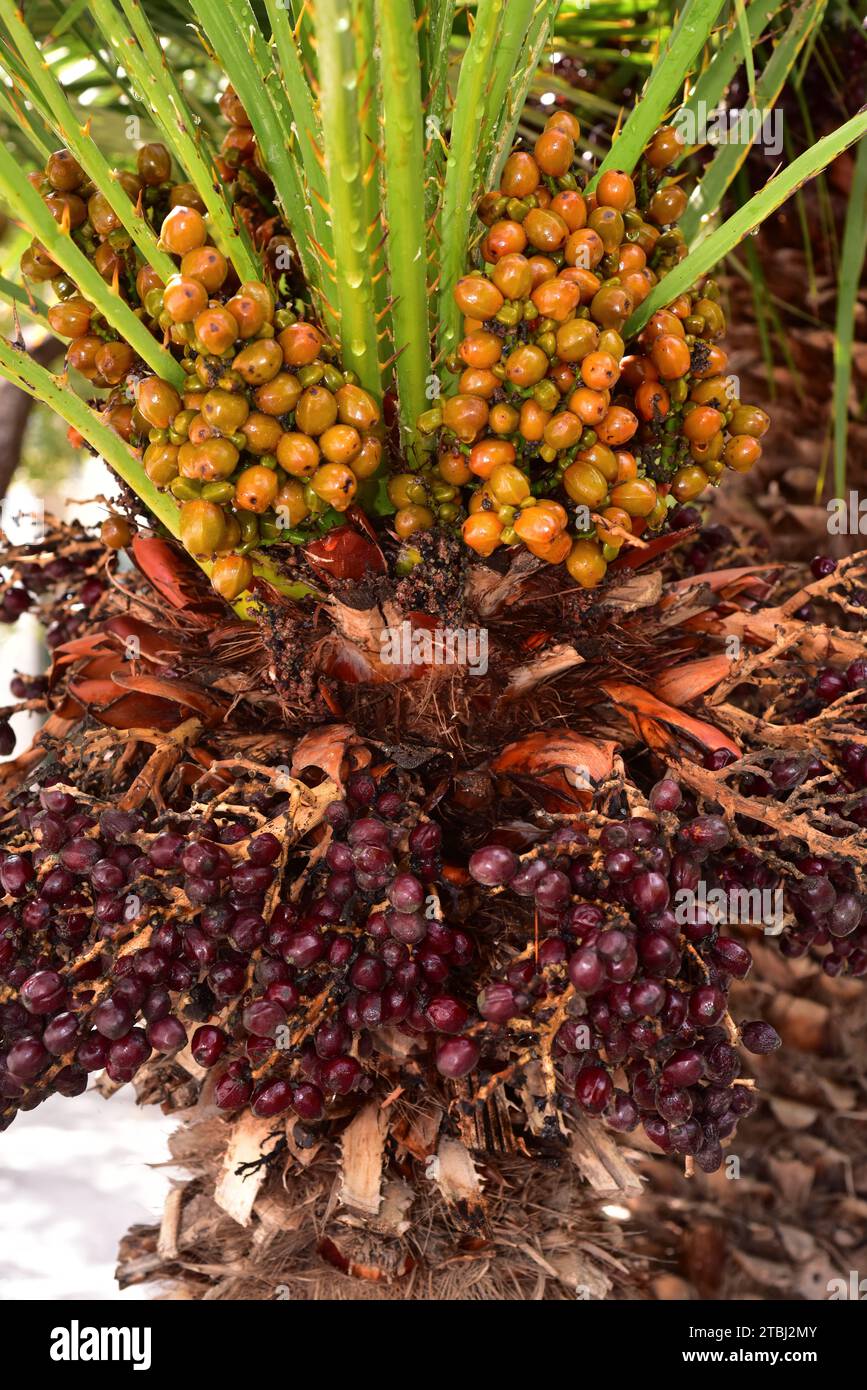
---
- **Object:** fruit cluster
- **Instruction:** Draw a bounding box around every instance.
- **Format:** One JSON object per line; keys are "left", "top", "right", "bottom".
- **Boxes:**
{"left": 13, "top": 748, "right": 863, "bottom": 1172}
{"left": 213, "top": 86, "right": 277, "bottom": 252}
{"left": 35, "top": 140, "right": 209, "bottom": 431}
{"left": 463, "top": 798, "right": 782, "bottom": 1172}
{"left": 25, "top": 141, "right": 203, "bottom": 299}
{"left": 25, "top": 133, "right": 380, "bottom": 601}
{"left": 413, "top": 115, "right": 769, "bottom": 586}
{"left": 21, "top": 95, "right": 771, "bottom": 602}
{"left": 134, "top": 252, "right": 382, "bottom": 601}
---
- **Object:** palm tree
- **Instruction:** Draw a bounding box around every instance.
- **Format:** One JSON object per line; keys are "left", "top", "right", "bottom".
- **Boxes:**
{"left": 0, "top": 0, "right": 865, "bottom": 1301}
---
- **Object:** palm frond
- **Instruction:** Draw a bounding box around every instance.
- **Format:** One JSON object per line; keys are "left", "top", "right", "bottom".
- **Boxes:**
{"left": 832, "top": 132, "right": 867, "bottom": 496}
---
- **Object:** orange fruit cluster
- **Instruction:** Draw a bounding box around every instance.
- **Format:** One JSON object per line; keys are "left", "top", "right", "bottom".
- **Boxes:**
{"left": 23, "top": 98, "right": 769, "bottom": 603}
{"left": 418, "top": 116, "right": 767, "bottom": 587}
{"left": 138, "top": 203, "right": 382, "bottom": 599}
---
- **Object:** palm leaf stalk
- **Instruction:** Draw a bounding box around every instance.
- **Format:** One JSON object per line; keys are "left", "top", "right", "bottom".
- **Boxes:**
{"left": 348, "top": 0, "right": 389, "bottom": 327}
{"left": 423, "top": 0, "right": 456, "bottom": 228}
{"left": 626, "top": 105, "right": 867, "bottom": 336}
{"left": 673, "top": 0, "right": 783, "bottom": 167}
{"left": 44, "top": 0, "right": 103, "bottom": 41}
{"left": 189, "top": 0, "right": 334, "bottom": 325}
{"left": 0, "top": 67, "right": 53, "bottom": 160}
{"left": 0, "top": 274, "right": 50, "bottom": 329}
{"left": 421, "top": 0, "right": 454, "bottom": 369}
{"left": 482, "top": 0, "right": 563, "bottom": 190}
{"left": 378, "top": 0, "right": 433, "bottom": 451}
{"left": 732, "top": 0, "right": 757, "bottom": 103}
{"left": 680, "top": 0, "right": 823, "bottom": 244}
{"left": 261, "top": 0, "right": 330, "bottom": 259}
{"left": 831, "top": 131, "right": 867, "bottom": 500}
{"left": 105, "top": 0, "right": 261, "bottom": 284}
{"left": 435, "top": 0, "right": 505, "bottom": 364}
{"left": 587, "top": 0, "right": 727, "bottom": 192}
{"left": 311, "top": 0, "right": 384, "bottom": 393}
{"left": 476, "top": 0, "right": 539, "bottom": 178}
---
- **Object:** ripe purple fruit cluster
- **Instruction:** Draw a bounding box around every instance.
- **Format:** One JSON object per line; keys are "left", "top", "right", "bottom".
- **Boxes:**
{"left": 465, "top": 810, "right": 788, "bottom": 1172}
{"left": 0, "top": 541, "right": 105, "bottom": 650}
{"left": 1, "top": 756, "right": 864, "bottom": 1173}
{"left": 0, "top": 772, "right": 474, "bottom": 1130}
{"left": 689, "top": 738, "right": 867, "bottom": 973}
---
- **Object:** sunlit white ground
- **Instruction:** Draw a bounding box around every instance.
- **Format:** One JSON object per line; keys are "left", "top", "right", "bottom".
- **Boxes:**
{"left": 0, "top": 1084, "right": 177, "bottom": 1301}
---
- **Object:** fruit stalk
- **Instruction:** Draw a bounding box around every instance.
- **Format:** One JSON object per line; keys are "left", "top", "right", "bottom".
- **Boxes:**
{"left": 105, "top": 0, "right": 263, "bottom": 285}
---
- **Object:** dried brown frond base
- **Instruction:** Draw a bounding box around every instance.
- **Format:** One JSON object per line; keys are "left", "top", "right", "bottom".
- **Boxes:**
{"left": 117, "top": 1103, "right": 643, "bottom": 1301}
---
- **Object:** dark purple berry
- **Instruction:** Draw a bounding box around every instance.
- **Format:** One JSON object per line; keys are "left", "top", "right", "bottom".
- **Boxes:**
{"left": 809, "top": 555, "right": 836, "bottom": 579}
{"left": 242, "top": 1000, "right": 286, "bottom": 1039}
{"left": 20, "top": 969, "right": 66, "bottom": 1015}
{"left": 649, "top": 778, "right": 681, "bottom": 812}
{"left": 574, "top": 1065, "right": 613, "bottom": 1113}
{"left": 740, "top": 1020, "right": 781, "bottom": 1054}
{"left": 43, "top": 1011, "right": 79, "bottom": 1054}
{"left": 93, "top": 996, "right": 133, "bottom": 1039}
{"left": 568, "top": 948, "right": 604, "bottom": 994}
{"left": 7, "top": 1036, "right": 49, "bottom": 1080}
{"left": 147, "top": 1016, "right": 187, "bottom": 1052}
{"left": 191, "top": 1026, "right": 226, "bottom": 1068}
{"left": 477, "top": 982, "right": 521, "bottom": 1023}
{"left": 291, "top": 1081, "right": 324, "bottom": 1120}
{"left": 425, "top": 995, "right": 469, "bottom": 1034}
{"left": 468, "top": 844, "right": 518, "bottom": 887}
{"left": 388, "top": 873, "right": 425, "bottom": 913}
{"left": 435, "top": 1036, "right": 480, "bottom": 1078}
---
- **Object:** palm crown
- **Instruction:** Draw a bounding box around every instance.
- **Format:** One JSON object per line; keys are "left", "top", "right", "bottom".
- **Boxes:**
{"left": 0, "top": 2, "right": 865, "bottom": 1246}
